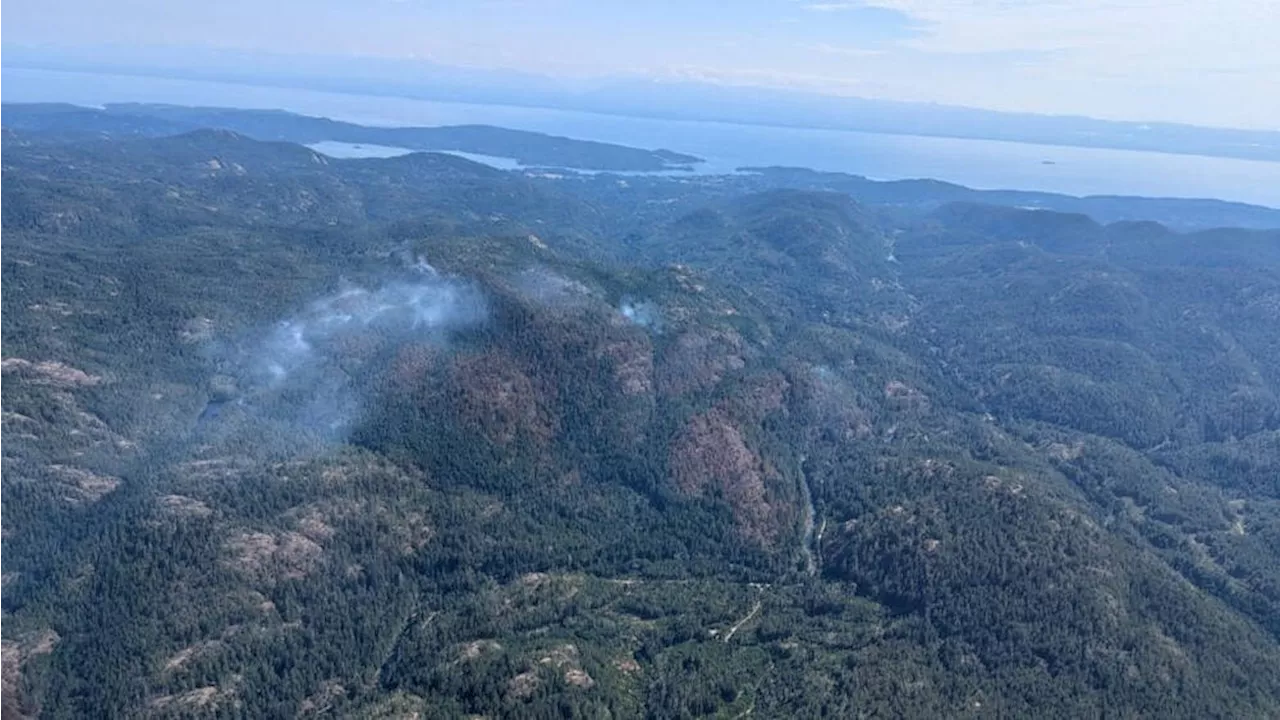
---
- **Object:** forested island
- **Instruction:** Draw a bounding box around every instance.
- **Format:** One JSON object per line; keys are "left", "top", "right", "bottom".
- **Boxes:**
{"left": 3, "top": 116, "right": 1280, "bottom": 718}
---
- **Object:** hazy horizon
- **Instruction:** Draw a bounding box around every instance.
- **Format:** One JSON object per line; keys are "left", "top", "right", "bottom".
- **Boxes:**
{"left": 4, "top": 0, "right": 1278, "bottom": 131}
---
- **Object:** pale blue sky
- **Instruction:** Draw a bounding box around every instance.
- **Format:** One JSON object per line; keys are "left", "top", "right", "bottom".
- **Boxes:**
{"left": 4, "top": 0, "right": 1278, "bottom": 129}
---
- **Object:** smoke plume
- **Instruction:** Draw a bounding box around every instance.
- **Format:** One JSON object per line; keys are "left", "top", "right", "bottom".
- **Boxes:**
{"left": 618, "top": 297, "right": 662, "bottom": 331}
{"left": 201, "top": 273, "right": 486, "bottom": 445}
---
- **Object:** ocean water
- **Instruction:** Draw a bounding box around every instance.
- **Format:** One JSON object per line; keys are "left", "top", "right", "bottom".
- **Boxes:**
{"left": 4, "top": 67, "right": 1278, "bottom": 206}
{"left": 306, "top": 141, "right": 416, "bottom": 159}
{"left": 306, "top": 142, "right": 526, "bottom": 171}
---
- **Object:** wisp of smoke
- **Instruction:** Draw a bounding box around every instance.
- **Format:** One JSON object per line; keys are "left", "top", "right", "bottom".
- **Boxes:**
{"left": 210, "top": 275, "right": 486, "bottom": 446}
{"left": 257, "top": 281, "right": 484, "bottom": 385}
{"left": 618, "top": 297, "right": 662, "bottom": 331}
{"left": 512, "top": 267, "right": 596, "bottom": 306}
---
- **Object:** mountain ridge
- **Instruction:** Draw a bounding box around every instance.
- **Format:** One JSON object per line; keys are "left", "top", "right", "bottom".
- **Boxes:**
{"left": 3, "top": 121, "right": 1280, "bottom": 718}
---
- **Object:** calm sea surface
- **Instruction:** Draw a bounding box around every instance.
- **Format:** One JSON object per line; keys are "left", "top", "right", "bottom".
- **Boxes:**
{"left": 4, "top": 68, "right": 1278, "bottom": 206}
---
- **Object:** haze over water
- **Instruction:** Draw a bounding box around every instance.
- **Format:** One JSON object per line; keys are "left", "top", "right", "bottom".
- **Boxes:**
{"left": 6, "top": 67, "right": 1278, "bottom": 207}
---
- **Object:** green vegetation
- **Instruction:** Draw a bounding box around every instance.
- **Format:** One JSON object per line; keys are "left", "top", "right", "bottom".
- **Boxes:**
{"left": 3, "top": 122, "right": 1280, "bottom": 718}
{"left": 1, "top": 103, "right": 704, "bottom": 172}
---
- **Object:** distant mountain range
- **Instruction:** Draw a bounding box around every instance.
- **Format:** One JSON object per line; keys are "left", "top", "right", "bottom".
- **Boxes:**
{"left": 738, "top": 166, "right": 1280, "bottom": 232}
{"left": 5, "top": 102, "right": 1278, "bottom": 232}
{"left": 0, "top": 102, "right": 701, "bottom": 172}
{"left": 6, "top": 45, "right": 1280, "bottom": 163}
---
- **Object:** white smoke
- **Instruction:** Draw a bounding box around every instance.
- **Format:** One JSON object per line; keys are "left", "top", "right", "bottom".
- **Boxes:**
{"left": 509, "top": 267, "right": 598, "bottom": 307}
{"left": 618, "top": 297, "right": 662, "bottom": 330}
{"left": 410, "top": 255, "right": 440, "bottom": 277}
{"left": 256, "top": 280, "right": 484, "bottom": 387}
{"left": 203, "top": 275, "right": 486, "bottom": 444}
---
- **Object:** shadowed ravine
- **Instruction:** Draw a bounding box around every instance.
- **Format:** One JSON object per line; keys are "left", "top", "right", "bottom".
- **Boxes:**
{"left": 798, "top": 454, "right": 817, "bottom": 576}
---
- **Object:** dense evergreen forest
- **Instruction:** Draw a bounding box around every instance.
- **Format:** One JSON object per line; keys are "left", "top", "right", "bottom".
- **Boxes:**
{"left": 3, "top": 117, "right": 1280, "bottom": 718}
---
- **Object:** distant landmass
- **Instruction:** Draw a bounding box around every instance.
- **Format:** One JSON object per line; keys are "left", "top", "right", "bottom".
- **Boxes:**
{"left": 4, "top": 102, "right": 1277, "bottom": 232}
{"left": 6, "top": 45, "right": 1280, "bottom": 163}
{"left": 739, "top": 167, "right": 1280, "bottom": 232}
{"left": 0, "top": 102, "right": 702, "bottom": 172}
{"left": 5, "top": 116, "right": 1280, "bottom": 719}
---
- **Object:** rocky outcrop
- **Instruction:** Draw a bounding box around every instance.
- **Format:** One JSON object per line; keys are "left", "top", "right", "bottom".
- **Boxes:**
{"left": 451, "top": 351, "right": 557, "bottom": 448}
{"left": 224, "top": 530, "right": 323, "bottom": 583}
{"left": 2, "top": 631, "right": 59, "bottom": 719}
{"left": 597, "top": 337, "right": 654, "bottom": 397}
{"left": 670, "top": 409, "right": 783, "bottom": 543}
{"left": 657, "top": 329, "right": 746, "bottom": 397}
{"left": 1, "top": 358, "right": 102, "bottom": 387}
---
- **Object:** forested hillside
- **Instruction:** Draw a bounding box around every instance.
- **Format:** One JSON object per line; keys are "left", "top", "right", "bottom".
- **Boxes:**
{"left": 1, "top": 103, "right": 704, "bottom": 172}
{"left": 8, "top": 103, "right": 1280, "bottom": 231}
{"left": 3, "top": 124, "right": 1280, "bottom": 719}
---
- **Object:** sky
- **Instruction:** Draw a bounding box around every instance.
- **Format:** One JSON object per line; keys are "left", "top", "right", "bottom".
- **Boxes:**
{"left": 4, "top": 0, "right": 1278, "bottom": 129}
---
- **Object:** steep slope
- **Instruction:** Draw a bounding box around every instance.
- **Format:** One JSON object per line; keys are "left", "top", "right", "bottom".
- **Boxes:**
{"left": 4, "top": 130, "right": 1280, "bottom": 718}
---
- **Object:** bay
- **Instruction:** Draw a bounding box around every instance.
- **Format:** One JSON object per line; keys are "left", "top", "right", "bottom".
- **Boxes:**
{"left": 4, "top": 67, "right": 1277, "bottom": 206}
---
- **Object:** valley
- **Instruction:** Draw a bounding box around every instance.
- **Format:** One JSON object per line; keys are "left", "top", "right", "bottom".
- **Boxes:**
{"left": 3, "top": 114, "right": 1280, "bottom": 718}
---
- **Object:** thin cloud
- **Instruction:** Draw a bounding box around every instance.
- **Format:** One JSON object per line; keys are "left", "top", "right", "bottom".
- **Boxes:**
{"left": 3, "top": 0, "right": 1275, "bottom": 127}
{"left": 802, "top": 2, "right": 870, "bottom": 10}
{"left": 813, "top": 43, "right": 885, "bottom": 57}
